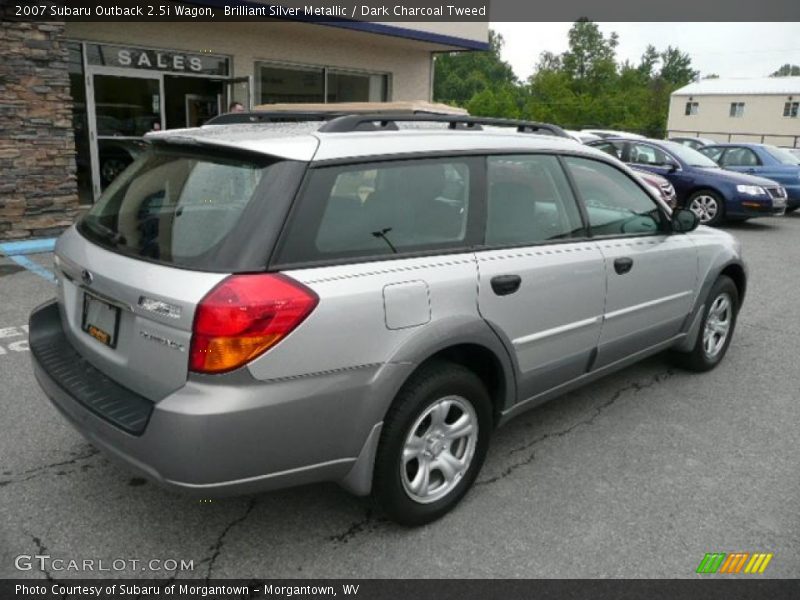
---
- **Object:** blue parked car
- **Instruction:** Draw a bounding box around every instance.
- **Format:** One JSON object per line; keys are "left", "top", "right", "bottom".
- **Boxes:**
{"left": 587, "top": 138, "right": 788, "bottom": 226}
{"left": 698, "top": 143, "right": 800, "bottom": 212}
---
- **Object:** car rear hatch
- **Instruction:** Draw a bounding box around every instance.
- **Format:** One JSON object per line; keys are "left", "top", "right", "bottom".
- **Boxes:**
{"left": 53, "top": 142, "right": 307, "bottom": 401}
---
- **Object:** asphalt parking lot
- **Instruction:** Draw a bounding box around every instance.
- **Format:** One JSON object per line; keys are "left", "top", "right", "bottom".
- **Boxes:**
{"left": 1, "top": 215, "right": 799, "bottom": 580}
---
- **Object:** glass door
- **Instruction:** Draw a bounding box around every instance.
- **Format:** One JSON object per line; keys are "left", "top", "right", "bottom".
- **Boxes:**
{"left": 90, "top": 74, "right": 161, "bottom": 195}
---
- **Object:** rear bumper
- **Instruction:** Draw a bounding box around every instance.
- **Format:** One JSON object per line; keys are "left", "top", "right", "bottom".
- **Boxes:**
{"left": 30, "top": 301, "right": 407, "bottom": 495}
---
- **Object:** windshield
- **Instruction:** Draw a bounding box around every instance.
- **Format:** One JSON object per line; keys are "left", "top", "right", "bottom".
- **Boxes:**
{"left": 661, "top": 141, "right": 719, "bottom": 168}
{"left": 764, "top": 145, "right": 800, "bottom": 165}
{"left": 78, "top": 145, "right": 295, "bottom": 270}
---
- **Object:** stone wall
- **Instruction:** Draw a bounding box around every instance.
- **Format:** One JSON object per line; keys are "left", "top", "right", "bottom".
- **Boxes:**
{"left": 0, "top": 21, "right": 78, "bottom": 240}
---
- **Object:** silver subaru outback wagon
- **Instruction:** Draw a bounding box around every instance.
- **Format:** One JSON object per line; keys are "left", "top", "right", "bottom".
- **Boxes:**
{"left": 29, "top": 113, "right": 746, "bottom": 526}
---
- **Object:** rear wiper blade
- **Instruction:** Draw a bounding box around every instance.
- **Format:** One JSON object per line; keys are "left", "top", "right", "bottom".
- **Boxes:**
{"left": 84, "top": 219, "right": 126, "bottom": 247}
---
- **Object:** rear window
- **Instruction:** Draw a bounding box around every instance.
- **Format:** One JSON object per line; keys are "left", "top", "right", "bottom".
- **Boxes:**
{"left": 274, "top": 157, "right": 480, "bottom": 265}
{"left": 78, "top": 145, "right": 303, "bottom": 271}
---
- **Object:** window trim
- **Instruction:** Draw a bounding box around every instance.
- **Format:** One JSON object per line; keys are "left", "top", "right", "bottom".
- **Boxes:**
{"left": 783, "top": 101, "right": 799, "bottom": 118}
{"left": 254, "top": 58, "right": 391, "bottom": 105}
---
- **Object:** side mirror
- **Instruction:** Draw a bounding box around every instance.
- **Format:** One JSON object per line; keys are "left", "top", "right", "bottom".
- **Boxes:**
{"left": 672, "top": 208, "right": 699, "bottom": 232}
{"left": 661, "top": 160, "right": 678, "bottom": 172}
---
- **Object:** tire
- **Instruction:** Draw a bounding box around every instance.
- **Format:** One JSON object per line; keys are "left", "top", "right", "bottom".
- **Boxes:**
{"left": 373, "top": 360, "right": 492, "bottom": 526}
{"left": 687, "top": 190, "right": 725, "bottom": 227}
{"left": 671, "top": 275, "right": 739, "bottom": 372}
{"left": 786, "top": 206, "right": 799, "bottom": 214}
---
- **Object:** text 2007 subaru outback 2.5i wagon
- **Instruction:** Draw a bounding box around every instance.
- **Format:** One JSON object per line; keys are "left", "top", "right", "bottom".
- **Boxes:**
{"left": 30, "top": 114, "right": 746, "bottom": 525}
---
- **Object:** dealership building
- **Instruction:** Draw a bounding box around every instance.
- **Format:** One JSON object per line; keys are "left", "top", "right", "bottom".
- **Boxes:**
{"left": 0, "top": 18, "right": 487, "bottom": 239}
{"left": 667, "top": 77, "right": 800, "bottom": 148}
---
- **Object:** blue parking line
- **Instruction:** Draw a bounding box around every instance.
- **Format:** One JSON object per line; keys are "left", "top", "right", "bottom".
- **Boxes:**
{"left": 9, "top": 255, "right": 57, "bottom": 283}
{"left": 0, "top": 238, "right": 56, "bottom": 256}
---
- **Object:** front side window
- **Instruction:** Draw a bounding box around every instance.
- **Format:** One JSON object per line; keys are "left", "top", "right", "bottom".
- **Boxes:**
{"left": 685, "top": 102, "right": 699, "bottom": 116}
{"left": 485, "top": 155, "right": 584, "bottom": 246}
{"left": 629, "top": 143, "right": 670, "bottom": 166}
{"left": 564, "top": 157, "right": 663, "bottom": 237}
{"left": 276, "top": 158, "right": 475, "bottom": 264}
{"left": 722, "top": 147, "right": 760, "bottom": 167}
{"left": 729, "top": 102, "right": 745, "bottom": 118}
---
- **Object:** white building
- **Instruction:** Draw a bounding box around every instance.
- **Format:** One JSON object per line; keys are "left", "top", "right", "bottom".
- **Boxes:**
{"left": 666, "top": 77, "right": 800, "bottom": 148}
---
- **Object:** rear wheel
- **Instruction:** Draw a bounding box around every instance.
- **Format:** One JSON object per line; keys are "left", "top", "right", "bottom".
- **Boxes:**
{"left": 671, "top": 275, "right": 739, "bottom": 371}
{"left": 373, "top": 361, "right": 492, "bottom": 526}
{"left": 688, "top": 190, "right": 725, "bottom": 226}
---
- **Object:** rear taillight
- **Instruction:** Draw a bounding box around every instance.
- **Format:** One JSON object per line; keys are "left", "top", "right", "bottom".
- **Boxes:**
{"left": 189, "top": 273, "right": 318, "bottom": 374}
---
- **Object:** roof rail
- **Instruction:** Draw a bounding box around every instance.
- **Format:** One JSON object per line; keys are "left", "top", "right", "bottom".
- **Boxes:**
{"left": 318, "top": 114, "right": 571, "bottom": 138}
{"left": 205, "top": 111, "right": 344, "bottom": 125}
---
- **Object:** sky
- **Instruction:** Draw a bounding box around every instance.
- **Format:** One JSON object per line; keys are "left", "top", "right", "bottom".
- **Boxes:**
{"left": 490, "top": 22, "right": 800, "bottom": 81}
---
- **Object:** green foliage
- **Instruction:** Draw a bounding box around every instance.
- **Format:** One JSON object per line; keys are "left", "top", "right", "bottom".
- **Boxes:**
{"left": 433, "top": 21, "right": 702, "bottom": 138}
{"left": 771, "top": 64, "right": 800, "bottom": 77}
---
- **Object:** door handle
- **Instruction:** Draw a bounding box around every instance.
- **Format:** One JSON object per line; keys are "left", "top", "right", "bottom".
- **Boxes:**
{"left": 614, "top": 257, "right": 634, "bottom": 275}
{"left": 490, "top": 274, "right": 522, "bottom": 296}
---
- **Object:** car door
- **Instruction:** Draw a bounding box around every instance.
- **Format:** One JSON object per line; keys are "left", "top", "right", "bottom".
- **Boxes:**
{"left": 562, "top": 156, "right": 698, "bottom": 368}
{"left": 720, "top": 146, "right": 762, "bottom": 175}
{"left": 475, "top": 154, "right": 606, "bottom": 402}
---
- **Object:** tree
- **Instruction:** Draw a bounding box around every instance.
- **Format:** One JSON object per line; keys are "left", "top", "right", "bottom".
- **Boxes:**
{"left": 433, "top": 31, "right": 518, "bottom": 106}
{"left": 771, "top": 64, "right": 800, "bottom": 77}
{"left": 560, "top": 18, "right": 619, "bottom": 93}
{"left": 659, "top": 46, "right": 698, "bottom": 87}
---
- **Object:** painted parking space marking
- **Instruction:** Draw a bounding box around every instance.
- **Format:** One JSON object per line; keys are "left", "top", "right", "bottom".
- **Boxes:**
{"left": 6, "top": 255, "right": 56, "bottom": 283}
{"left": 0, "top": 324, "right": 30, "bottom": 356}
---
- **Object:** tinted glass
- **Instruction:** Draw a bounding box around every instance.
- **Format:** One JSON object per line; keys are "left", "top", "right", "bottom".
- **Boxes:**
{"left": 277, "top": 158, "right": 474, "bottom": 264}
{"left": 79, "top": 147, "right": 282, "bottom": 269}
{"left": 258, "top": 63, "right": 324, "bottom": 103}
{"left": 564, "top": 157, "right": 663, "bottom": 236}
{"left": 722, "top": 147, "right": 760, "bottom": 167}
{"left": 485, "top": 155, "right": 584, "bottom": 246}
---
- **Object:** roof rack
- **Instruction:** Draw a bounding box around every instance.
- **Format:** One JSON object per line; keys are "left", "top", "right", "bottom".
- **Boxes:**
{"left": 204, "top": 111, "right": 343, "bottom": 125}
{"left": 318, "top": 114, "right": 571, "bottom": 138}
{"left": 205, "top": 111, "right": 571, "bottom": 139}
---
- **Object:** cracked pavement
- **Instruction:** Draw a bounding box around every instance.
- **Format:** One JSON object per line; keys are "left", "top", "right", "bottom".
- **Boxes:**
{"left": 1, "top": 217, "right": 799, "bottom": 578}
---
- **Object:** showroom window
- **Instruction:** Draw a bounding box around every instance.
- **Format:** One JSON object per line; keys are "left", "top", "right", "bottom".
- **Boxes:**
{"left": 256, "top": 62, "right": 390, "bottom": 104}
{"left": 784, "top": 101, "right": 799, "bottom": 118}
{"left": 729, "top": 102, "right": 745, "bottom": 118}
{"left": 685, "top": 101, "right": 699, "bottom": 116}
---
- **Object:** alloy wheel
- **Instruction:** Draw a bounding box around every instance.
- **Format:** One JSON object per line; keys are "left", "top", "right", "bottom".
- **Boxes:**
{"left": 689, "top": 195, "right": 719, "bottom": 224}
{"left": 400, "top": 395, "right": 478, "bottom": 504}
{"left": 703, "top": 292, "right": 732, "bottom": 358}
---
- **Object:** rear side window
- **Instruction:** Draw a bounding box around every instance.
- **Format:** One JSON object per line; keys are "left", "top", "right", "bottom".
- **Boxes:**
{"left": 485, "top": 155, "right": 584, "bottom": 246}
{"left": 722, "top": 147, "right": 760, "bottom": 167}
{"left": 275, "top": 158, "right": 477, "bottom": 264}
{"left": 79, "top": 146, "right": 300, "bottom": 270}
{"left": 629, "top": 143, "right": 670, "bottom": 166}
{"left": 564, "top": 157, "right": 663, "bottom": 236}
{"left": 700, "top": 146, "right": 724, "bottom": 163}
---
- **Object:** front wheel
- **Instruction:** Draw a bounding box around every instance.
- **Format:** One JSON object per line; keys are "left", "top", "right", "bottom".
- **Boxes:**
{"left": 671, "top": 275, "right": 739, "bottom": 372}
{"left": 688, "top": 190, "right": 725, "bottom": 226}
{"left": 373, "top": 361, "right": 492, "bottom": 526}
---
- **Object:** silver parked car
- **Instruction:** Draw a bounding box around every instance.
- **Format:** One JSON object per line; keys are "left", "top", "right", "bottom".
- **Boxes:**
{"left": 30, "top": 113, "right": 747, "bottom": 526}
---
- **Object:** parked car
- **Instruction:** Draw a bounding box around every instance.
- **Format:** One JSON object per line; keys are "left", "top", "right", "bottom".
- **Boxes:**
{"left": 698, "top": 143, "right": 800, "bottom": 212}
{"left": 630, "top": 166, "right": 678, "bottom": 209}
{"left": 31, "top": 113, "right": 746, "bottom": 526}
{"left": 781, "top": 147, "right": 800, "bottom": 161}
{"left": 669, "top": 136, "right": 716, "bottom": 151}
{"left": 566, "top": 129, "right": 601, "bottom": 144}
{"left": 588, "top": 137, "right": 787, "bottom": 225}
{"left": 581, "top": 128, "right": 645, "bottom": 140}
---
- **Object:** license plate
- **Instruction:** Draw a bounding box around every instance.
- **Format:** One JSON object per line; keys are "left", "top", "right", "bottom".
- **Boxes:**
{"left": 82, "top": 293, "right": 120, "bottom": 348}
